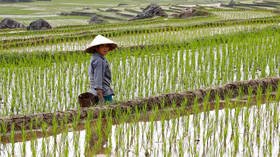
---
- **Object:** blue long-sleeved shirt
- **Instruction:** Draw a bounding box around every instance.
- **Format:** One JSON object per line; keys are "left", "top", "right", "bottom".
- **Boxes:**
{"left": 88, "top": 52, "right": 114, "bottom": 96}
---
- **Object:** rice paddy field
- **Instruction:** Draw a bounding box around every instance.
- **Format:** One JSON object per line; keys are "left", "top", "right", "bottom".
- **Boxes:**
{"left": 1, "top": 0, "right": 280, "bottom": 156}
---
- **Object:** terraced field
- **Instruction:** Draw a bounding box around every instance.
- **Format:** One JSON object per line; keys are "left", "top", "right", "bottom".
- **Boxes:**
{"left": 0, "top": 2, "right": 280, "bottom": 156}
{"left": 1, "top": 0, "right": 280, "bottom": 26}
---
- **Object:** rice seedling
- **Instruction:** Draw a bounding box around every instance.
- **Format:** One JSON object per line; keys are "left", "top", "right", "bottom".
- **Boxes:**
{"left": 211, "top": 10, "right": 278, "bottom": 20}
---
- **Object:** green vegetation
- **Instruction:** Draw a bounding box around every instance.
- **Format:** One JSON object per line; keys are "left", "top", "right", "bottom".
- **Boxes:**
{"left": 0, "top": 3, "right": 280, "bottom": 156}
{"left": 1, "top": 0, "right": 279, "bottom": 26}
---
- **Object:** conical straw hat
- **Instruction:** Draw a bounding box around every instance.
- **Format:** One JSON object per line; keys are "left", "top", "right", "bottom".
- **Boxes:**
{"left": 85, "top": 35, "right": 118, "bottom": 53}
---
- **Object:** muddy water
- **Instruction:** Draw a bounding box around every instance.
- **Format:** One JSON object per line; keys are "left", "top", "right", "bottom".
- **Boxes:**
{"left": 0, "top": 102, "right": 279, "bottom": 156}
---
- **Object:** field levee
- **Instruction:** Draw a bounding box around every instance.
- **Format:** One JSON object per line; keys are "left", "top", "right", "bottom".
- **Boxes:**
{"left": 0, "top": 77, "right": 279, "bottom": 137}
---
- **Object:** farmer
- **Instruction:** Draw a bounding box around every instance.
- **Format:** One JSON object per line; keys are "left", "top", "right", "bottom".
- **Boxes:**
{"left": 85, "top": 35, "right": 118, "bottom": 104}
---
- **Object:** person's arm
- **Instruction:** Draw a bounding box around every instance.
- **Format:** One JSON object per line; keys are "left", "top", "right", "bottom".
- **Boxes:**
{"left": 93, "top": 59, "right": 105, "bottom": 104}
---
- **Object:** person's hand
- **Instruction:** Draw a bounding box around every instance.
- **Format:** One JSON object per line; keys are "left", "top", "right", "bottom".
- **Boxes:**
{"left": 96, "top": 89, "right": 105, "bottom": 104}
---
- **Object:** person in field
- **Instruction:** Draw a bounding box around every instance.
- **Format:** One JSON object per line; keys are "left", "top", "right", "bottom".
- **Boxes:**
{"left": 85, "top": 35, "right": 117, "bottom": 104}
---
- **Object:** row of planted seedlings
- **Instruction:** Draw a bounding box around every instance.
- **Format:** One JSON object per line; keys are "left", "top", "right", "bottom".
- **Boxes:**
{"left": 0, "top": 79, "right": 280, "bottom": 156}
{"left": 0, "top": 16, "right": 220, "bottom": 40}
{"left": 0, "top": 8, "right": 278, "bottom": 38}
{"left": 0, "top": 15, "right": 219, "bottom": 40}
{"left": 0, "top": 17, "right": 235, "bottom": 49}
{"left": 0, "top": 15, "right": 276, "bottom": 46}
{"left": 1, "top": 15, "right": 280, "bottom": 52}
{"left": 211, "top": 10, "right": 278, "bottom": 20}
{"left": 1, "top": 8, "right": 278, "bottom": 40}
{"left": 0, "top": 27, "right": 279, "bottom": 116}
{"left": 3, "top": 21, "right": 280, "bottom": 53}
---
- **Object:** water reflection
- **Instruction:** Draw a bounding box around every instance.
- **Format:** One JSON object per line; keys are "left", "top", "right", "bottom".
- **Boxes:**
{"left": 0, "top": 102, "right": 279, "bottom": 156}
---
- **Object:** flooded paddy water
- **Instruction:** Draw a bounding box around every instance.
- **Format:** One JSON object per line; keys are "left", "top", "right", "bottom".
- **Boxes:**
{"left": 0, "top": 99, "right": 279, "bottom": 156}
{"left": 1, "top": 42, "right": 279, "bottom": 116}
{"left": 4, "top": 23, "right": 276, "bottom": 53}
